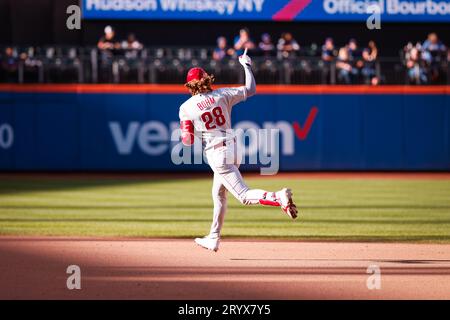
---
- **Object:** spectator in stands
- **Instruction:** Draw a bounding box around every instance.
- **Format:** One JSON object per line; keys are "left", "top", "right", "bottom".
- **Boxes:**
{"left": 321, "top": 37, "right": 336, "bottom": 84}
{"left": 121, "top": 33, "right": 143, "bottom": 59}
{"left": 122, "top": 33, "right": 143, "bottom": 51}
{"left": 422, "top": 33, "right": 446, "bottom": 60}
{"left": 336, "top": 46, "right": 356, "bottom": 84}
{"left": 213, "top": 36, "right": 235, "bottom": 61}
{"left": 20, "top": 47, "right": 42, "bottom": 69}
{"left": 348, "top": 38, "right": 364, "bottom": 79}
{"left": 403, "top": 41, "right": 420, "bottom": 60}
{"left": 97, "top": 26, "right": 120, "bottom": 82}
{"left": 406, "top": 47, "right": 428, "bottom": 85}
{"left": 1, "top": 47, "right": 19, "bottom": 82}
{"left": 321, "top": 37, "right": 336, "bottom": 62}
{"left": 348, "top": 39, "right": 362, "bottom": 60}
{"left": 361, "top": 41, "right": 379, "bottom": 85}
{"left": 97, "top": 26, "right": 120, "bottom": 52}
{"left": 259, "top": 33, "right": 275, "bottom": 57}
{"left": 234, "top": 28, "right": 255, "bottom": 56}
{"left": 277, "top": 32, "right": 300, "bottom": 59}
{"left": 421, "top": 33, "right": 447, "bottom": 83}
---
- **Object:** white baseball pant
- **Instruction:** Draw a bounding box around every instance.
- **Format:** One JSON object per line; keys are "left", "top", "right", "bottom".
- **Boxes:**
{"left": 205, "top": 139, "right": 280, "bottom": 238}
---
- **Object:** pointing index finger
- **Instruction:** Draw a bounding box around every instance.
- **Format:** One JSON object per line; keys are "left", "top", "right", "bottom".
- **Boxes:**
{"left": 243, "top": 48, "right": 248, "bottom": 56}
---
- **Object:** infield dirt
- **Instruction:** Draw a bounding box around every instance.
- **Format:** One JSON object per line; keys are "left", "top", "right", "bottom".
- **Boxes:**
{"left": 1, "top": 237, "right": 449, "bottom": 299}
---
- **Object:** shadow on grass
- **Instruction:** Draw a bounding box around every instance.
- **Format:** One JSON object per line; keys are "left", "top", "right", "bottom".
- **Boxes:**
{"left": 1, "top": 204, "right": 450, "bottom": 210}
{"left": 0, "top": 177, "right": 196, "bottom": 196}
{"left": 0, "top": 205, "right": 212, "bottom": 210}
{"left": 0, "top": 218, "right": 211, "bottom": 223}
{"left": 1, "top": 216, "right": 450, "bottom": 225}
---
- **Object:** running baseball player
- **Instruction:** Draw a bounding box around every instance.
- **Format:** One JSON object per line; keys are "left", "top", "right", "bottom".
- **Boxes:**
{"left": 179, "top": 48, "right": 298, "bottom": 252}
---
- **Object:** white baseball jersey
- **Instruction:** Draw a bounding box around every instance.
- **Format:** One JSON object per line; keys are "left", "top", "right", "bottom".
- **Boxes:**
{"left": 179, "top": 87, "right": 247, "bottom": 150}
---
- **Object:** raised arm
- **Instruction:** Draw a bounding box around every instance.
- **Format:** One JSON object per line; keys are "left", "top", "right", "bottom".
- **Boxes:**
{"left": 239, "top": 48, "right": 256, "bottom": 98}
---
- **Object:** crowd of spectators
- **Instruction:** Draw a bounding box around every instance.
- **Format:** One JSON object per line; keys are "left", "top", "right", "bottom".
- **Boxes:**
{"left": 1, "top": 46, "right": 43, "bottom": 82}
{"left": 212, "top": 29, "right": 301, "bottom": 61}
{"left": 96, "top": 26, "right": 144, "bottom": 82}
{"left": 403, "top": 33, "right": 447, "bottom": 85}
{"left": 333, "top": 39, "right": 379, "bottom": 85}
{"left": 97, "top": 26, "right": 143, "bottom": 58}
{"left": 211, "top": 29, "right": 447, "bottom": 85}
{"left": 1, "top": 26, "right": 448, "bottom": 85}
{"left": 212, "top": 29, "right": 381, "bottom": 84}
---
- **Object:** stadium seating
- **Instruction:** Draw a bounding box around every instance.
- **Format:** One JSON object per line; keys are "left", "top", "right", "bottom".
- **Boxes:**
{"left": 0, "top": 45, "right": 448, "bottom": 85}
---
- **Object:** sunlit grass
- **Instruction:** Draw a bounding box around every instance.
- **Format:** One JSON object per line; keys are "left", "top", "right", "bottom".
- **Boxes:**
{"left": 0, "top": 176, "right": 449, "bottom": 242}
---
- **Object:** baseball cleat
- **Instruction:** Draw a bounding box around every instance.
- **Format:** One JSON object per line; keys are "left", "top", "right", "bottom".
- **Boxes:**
{"left": 278, "top": 188, "right": 298, "bottom": 219}
{"left": 194, "top": 236, "right": 220, "bottom": 252}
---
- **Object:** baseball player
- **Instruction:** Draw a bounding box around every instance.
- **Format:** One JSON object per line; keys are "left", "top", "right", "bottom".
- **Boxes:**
{"left": 179, "top": 49, "right": 298, "bottom": 252}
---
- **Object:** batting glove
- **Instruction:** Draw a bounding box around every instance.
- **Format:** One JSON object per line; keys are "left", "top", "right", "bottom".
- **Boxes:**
{"left": 239, "top": 48, "right": 252, "bottom": 67}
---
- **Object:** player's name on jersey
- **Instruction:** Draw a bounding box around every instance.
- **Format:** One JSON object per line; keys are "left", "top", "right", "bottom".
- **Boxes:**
{"left": 196, "top": 96, "right": 216, "bottom": 111}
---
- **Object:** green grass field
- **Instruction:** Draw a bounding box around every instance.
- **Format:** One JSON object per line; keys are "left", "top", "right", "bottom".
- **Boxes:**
{"left": 0, "top": 176, "right": 449, "bottom": 242}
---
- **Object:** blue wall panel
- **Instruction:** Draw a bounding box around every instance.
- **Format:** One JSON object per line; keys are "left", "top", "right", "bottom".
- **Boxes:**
{"left": 0, "top": 90, "right": 449, "bottom": 171}
{"left": 362, "top": 95, "right": 404, "bottom": 169}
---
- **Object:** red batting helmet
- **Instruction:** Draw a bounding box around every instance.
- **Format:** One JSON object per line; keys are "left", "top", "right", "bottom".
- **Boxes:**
{"left": 186, "top": 67, "right": 206, "bottom": 83}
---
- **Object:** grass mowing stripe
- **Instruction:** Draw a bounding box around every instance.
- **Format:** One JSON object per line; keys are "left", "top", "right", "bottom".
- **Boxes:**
{"left": 0, "top": 177, "right": 449, "bottom": 242}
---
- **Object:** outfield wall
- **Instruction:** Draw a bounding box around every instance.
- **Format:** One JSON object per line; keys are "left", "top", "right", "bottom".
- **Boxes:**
{"left": 0, "top": 85, "right": 449, "bottom": 171}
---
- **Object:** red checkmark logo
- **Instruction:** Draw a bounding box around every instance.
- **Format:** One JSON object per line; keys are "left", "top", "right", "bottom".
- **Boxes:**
{"left": 292, "top": 106, "right": 318, "bottom": 140}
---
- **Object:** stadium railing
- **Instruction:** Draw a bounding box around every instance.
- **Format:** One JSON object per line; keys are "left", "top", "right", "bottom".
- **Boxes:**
{"left": 0, "top": 46, "right": 448, "bottom": 85}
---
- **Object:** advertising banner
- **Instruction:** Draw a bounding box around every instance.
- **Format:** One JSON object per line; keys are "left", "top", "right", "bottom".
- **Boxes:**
{"left": 81, "top": 0, "right": 450, "bottom": 22}
{"left": 0, "top": 86, "right": 449, "bottom": 171}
